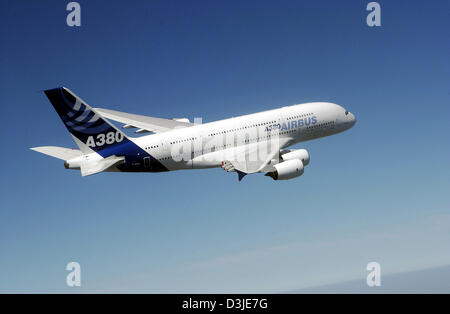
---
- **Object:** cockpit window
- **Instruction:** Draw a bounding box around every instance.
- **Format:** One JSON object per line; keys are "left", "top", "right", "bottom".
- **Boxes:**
{"left": 345, "top": 110, "right": 349, "bottom": 115}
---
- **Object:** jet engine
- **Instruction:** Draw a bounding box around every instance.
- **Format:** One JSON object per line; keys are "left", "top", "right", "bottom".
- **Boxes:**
{"left": 280, "top": 149, "right": 310, "bottom": 166}
{"left": 265, "top": 159, "right": 304, "bottom": 180}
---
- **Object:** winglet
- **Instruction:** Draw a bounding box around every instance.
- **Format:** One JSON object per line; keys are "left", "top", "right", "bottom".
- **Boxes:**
{"left": 236, "top": 170, "right": 247, "bottom": 182}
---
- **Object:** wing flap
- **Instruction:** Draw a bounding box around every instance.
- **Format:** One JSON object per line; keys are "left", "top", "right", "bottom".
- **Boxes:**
{"left": 220, "top": 137, "right": 289, "bottom": 177}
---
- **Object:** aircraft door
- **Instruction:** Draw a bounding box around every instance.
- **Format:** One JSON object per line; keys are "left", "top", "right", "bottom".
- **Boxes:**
{"left": 143, "top": 156, "right": 150, "bottom": 169}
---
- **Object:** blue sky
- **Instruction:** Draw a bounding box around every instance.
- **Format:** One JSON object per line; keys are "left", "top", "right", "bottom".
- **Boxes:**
{"left": 0, "top": 0, "right": 449, "bottom": 292}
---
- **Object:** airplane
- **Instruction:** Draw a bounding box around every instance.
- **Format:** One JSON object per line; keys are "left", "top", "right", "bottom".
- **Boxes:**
{"left": 31, "top": 87, "right": 356, "bottom": 181}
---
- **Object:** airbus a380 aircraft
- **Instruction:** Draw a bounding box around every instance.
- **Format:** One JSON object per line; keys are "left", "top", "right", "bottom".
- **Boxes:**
{"left": 31, "top": 87, "right": 356, "bottom": 181}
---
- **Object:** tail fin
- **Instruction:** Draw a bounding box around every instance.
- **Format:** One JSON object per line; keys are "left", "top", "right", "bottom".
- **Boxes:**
{"left": 44, "top": 87, "right": 130, "bottom": 157}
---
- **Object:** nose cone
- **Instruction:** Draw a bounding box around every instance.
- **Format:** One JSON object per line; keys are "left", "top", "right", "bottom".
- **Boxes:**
{"left": 349, "top": 112, "right": 356, "bottom": 127}
{"left": 340, "top": 110, "right": 356, "bottom": 131}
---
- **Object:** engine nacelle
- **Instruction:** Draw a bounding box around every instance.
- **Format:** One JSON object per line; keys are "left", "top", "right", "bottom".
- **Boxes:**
{"left": 281, "top": 149, "right": 310, "bottom": 166}
{"left": 265, "top": 159, "right": 304, "bottom": 180}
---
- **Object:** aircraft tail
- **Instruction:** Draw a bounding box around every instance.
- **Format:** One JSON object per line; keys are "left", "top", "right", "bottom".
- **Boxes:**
{"left": 43, "top": 87, "right": 131, "bottom": 157}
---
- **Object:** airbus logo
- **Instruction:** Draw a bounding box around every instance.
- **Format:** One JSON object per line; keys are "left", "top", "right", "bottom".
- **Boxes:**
{"left": 265, "top": 116, "right": 318, "bottom": 132}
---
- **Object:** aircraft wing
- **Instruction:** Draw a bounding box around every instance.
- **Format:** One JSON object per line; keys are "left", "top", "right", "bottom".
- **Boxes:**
{"left": 93, "top": 108, "right": 193, "bottom": 133}
{"left": 220, "top": 137, "right": 290, "bottom": 181}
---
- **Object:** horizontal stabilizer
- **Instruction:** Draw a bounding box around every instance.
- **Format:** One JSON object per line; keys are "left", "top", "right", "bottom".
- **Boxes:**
{"left": 30, "top": 146, "right": 82, "bottom": 160}
{"left": 81, "top": 155, "right": 125, "bottom": 177}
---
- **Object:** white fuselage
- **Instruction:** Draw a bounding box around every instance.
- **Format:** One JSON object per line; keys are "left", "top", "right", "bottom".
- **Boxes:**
{"left": 131, "top": 102, "right": 356, "bottom": 171}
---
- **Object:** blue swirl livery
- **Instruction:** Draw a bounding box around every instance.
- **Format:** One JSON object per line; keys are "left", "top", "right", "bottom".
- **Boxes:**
{"left": 44, "top": 87, "right": 167, "bottom": 173}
